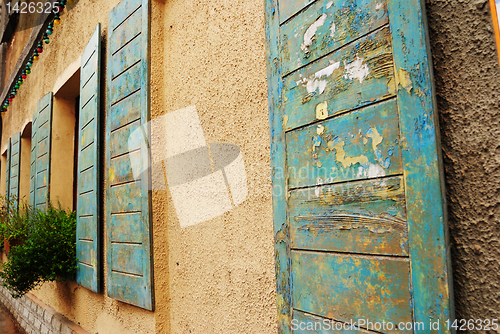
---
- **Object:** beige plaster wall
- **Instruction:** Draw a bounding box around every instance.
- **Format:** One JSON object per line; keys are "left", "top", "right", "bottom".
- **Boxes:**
{"left": 0, "top": 0, "right": 276, "bottom": 334}
{"left": 150, "top": 0, "right": 276, "bottom": 333}
{"left": 1, "top": 0, "right": 276, "bottom": 333}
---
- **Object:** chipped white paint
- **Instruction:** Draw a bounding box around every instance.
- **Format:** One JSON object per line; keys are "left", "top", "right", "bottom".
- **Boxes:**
{"left": 315, "top": 62, "right": 340, "bottom": 78}
{"left": 356, "top": 163, "right": 386, "bottom": 179}
{"left": 301, "top": 14, "right": 327, "bottom": 53}
{"left": 376, "top": 3, "right": 383, "bottom": 10}
{"left": 344, "top": 56, "right": 370, "bottom": 83}
{"left": 330, "top": 22, "right": 336, "bottom": 38}
{"left": 296, "top": 62, "right": 340, "bottom": 95}
{"left": 317, "top": 124, "right": 325, "bottom": 135}
{"left": 326, "top": 1, "right": 333, "bottom": 9}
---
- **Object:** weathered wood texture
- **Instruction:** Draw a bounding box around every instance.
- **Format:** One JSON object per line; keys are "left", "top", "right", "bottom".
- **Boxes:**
{"left": 387, "top": 0, "right": 454, "bottom": 327}
{"left": 292, "top": 251, "right": 413, "bottom": 332}
{"left": 265, "top": 0, "right": 453, "bottom": 332}
{"left": 29, "top": 93, "right": 52, "bottom": 210}
{"left": 286, "top": 99, "right": 402, "bottom": 188}
{"left": 106, "top": 0, "right": 154, "bottom": 311}
{"left": 76, "top": 24, "right": 102, "bottom": 294}
{"left": 265, "top": 0, "right": 292, "bottom": 332}
{"left": 283, "top": 27, "right": 395, "bottom": 131}
{"left": 289, "top": 176, "right": 408, "bottom": 256}
{"left": 8, "top": 132, "right": 21, "bottom": 203}
{"left": 293, "top": 310, "right": 372, "bottom": 333}
{"left": 280, "top": 0, "right": 388, "bottom": 75}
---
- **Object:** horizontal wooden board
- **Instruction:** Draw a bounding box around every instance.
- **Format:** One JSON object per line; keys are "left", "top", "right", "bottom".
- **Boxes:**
{"left": 80, "top": 119, "right": 96, "bottom": 150}
{"left": 279, "top": 0, "right": 315, "bottom": 24}
{"left": 293, "top": 310, "right": 372, "bottom": 333}
{"left": 109, "top": 120, "right": 142, "bottom": 158}
{"left": 77, "top": 240, "right": 94, "bottom": 265}
{"left": 78, "top": 166, "right": 95, "bottom": 194}
{"left": 110, "top": 213, "right": 144, "bottom": 243}
{"left": 281, "top": 0, "right": 388, "bottom": 75}
{"left": 110, "top": 8, "right": 142, "bottom": 55}
{"left": 80, "top": 97, "right": 98, "bottom": 127}
{"left": 81, "top": 50, "right": 98, "bottom": 85}
{"left": 110, "top": 38, "right": 142, "bottom": 79}
{"left": 289, "top": 176, "right": 408, "bottom": 256}
{"left": 286, "top": 99, "right": 402, "bottom": 188}
{"left": 109, "top": 181, "right": 143, "bottom": 213}
{"left": 78, "top": 191, "right": 95, "bottom": 217}
{"left": 77, "top": 263, "right": 94, "bottom": 285}
{"left": 109, "top": 0, "right": 143, "bottom": 33}
{"left": 109, "top": 150, "right": 142, "bottom": 185}
{"left": 111, "top": 243, "right": 143, "bottom": 275}
{"left": 109, "top": 64, "right": 142, "bottom": 104}
{"left": 292, "top": 251, "right": 413, "bottom": 332}
{"left": 283, "top": 27, "right": 394, "bottom": 131}
{"left": 109, "top": 90, "right": 142, "bottom": 131}
{"left": 79, "top": 143, "right": 96, "bottom": 171}
{"left": 35, "top": 169, "right": 48, "bottom": 189}
{"left": 77, "top": 216, "right": 95, "bottom": 241}
{"left": 108, "top": 271, "right": 151, "bottom": 309}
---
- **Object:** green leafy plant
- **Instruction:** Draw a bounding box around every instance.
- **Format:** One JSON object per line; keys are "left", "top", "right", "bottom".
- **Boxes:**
{"left": 0, "top": 197, "right": 33, "bottom": 243}
{"left": 0, "top": 199, "right": 77, "bottom": 298}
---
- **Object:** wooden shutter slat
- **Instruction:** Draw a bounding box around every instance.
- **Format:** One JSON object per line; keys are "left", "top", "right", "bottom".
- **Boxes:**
{"left": 106, "top": 0, "right": 153, "bottom": 311}
{"left": 29, "top": 93, "right": 52, "bottom": 209}
{"left": 76, "top": 24, "right": 102, "bottom": 293}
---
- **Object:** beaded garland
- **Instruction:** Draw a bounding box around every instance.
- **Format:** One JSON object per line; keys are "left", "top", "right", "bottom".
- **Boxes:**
{"left": 2, "top": 0, "right": 74, "bottom": 112}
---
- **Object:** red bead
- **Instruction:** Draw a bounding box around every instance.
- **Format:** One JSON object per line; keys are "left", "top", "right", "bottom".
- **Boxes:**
{"left": 22, "top": 75, "right": 27, "bottom": 79}
{"left": 8, "top": 98, "right": 12, "bottom": 102}
{"left": 37, "top": 48, "right": 43, "bottom": 53}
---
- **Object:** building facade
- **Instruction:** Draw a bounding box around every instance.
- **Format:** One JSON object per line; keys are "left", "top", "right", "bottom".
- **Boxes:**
{"left": 0, "top": 0, "right": 498, "bottom": 333}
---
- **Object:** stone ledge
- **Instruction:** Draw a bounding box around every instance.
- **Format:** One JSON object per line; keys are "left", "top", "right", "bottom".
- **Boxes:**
{"left": 0, "top": 283, "right": 88, "bottom": 334}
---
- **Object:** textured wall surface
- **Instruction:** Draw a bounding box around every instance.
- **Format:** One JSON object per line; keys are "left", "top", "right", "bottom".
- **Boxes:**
{"left": 151, "top": 0, "right": 277, "bottom": 333}
{"left": 426, "top": 0, "right": 500, "bottom": 324}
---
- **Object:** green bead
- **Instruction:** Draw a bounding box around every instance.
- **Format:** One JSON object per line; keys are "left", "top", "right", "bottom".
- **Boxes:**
{"left": 15, "top": 84, "right": 19, "bottom": 89}
{"left": 45, "top": 39, "right": 50, "bottom": 44}
{"left": 26, "top": 69, "right": 31, "bottom": 74}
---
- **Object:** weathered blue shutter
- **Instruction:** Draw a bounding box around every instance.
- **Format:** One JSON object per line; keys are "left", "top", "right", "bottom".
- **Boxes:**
{"left": 5, "top": 138, "right": 11, "bottom": 198}
{"left": 106, "top": 0, "right": 153, "bottom": 310}
{"left": 265, "top": 0, "right": 454, "bottom": 332}
{"left": 29, "top": 93, "right": 53, "bottom": 209}
{"left": 76, "top": 24, "right": 102, "bottom": 293}
{"left": 8, "top": 132, "right": 21, "bottom": 203}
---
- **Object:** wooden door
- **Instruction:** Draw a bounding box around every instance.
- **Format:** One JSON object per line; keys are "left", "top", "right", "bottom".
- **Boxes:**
{"left": 265, "top": 0, "right": 454, "bottom": 333}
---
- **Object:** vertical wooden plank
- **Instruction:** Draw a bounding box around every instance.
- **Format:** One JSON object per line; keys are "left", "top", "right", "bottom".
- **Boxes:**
{"left": 29, "top": 93, "right": 53, "bottom": 209}
{"left": 387, "top": 0, "right": 454, "bottom": 330}
{"left": 106, "top": 0, "right": 153, "bottom": 311}
{"left": 265, "top": 0, "right": 292, "bottom": 332}
{"left": 76, "top": 23, "right": 101, "bottom": 293}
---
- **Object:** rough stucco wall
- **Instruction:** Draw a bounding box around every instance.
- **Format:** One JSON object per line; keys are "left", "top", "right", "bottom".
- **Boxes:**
{"left": 426, "top": 0, "right": 500, "bottom": 324}
{"left": 151, "top": 0, "right": 277, "bottom": 333}
{"left": 0, "top": 1, "right": 156, "bottom": 333}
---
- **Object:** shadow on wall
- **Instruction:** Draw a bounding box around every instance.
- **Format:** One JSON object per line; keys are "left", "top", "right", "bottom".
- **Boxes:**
{"left": 426, "top": 0, "right": 500, "bottom": 321}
